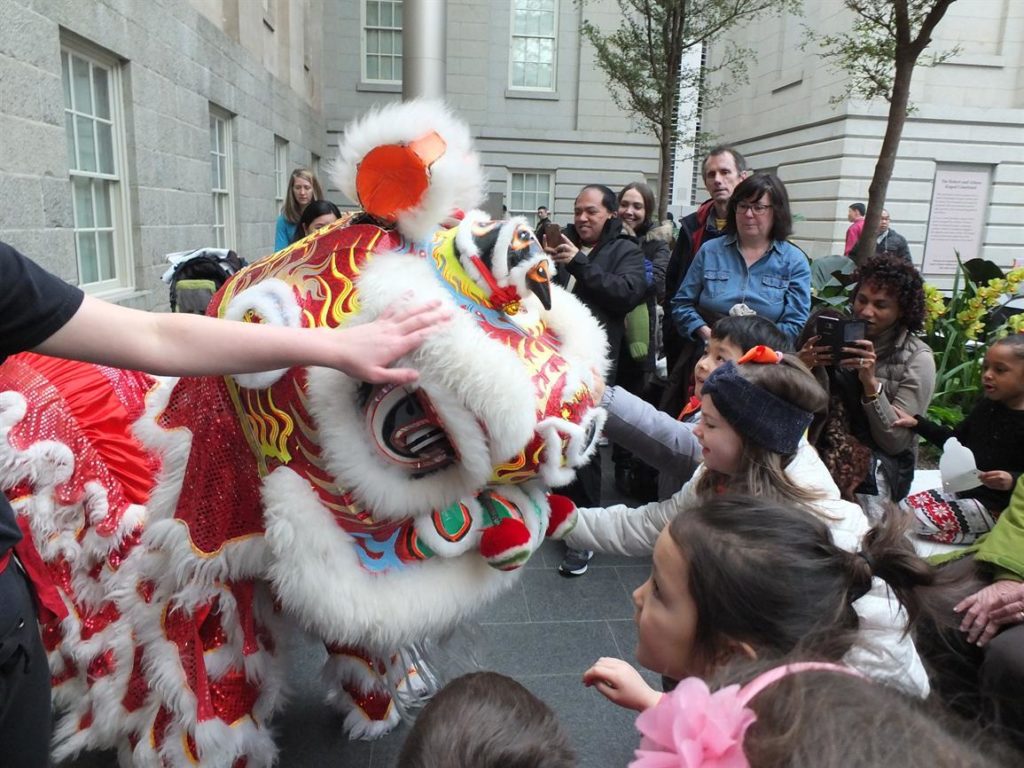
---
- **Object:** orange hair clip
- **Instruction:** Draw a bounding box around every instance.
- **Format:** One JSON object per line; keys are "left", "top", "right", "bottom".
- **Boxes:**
{"left": 737, "top": 345, "right": 784, "bottom": 365}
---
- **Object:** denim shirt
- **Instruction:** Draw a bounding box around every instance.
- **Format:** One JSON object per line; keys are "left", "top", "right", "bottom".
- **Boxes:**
{"left": 670, "top": 234, "right": 811, "bottom": 341}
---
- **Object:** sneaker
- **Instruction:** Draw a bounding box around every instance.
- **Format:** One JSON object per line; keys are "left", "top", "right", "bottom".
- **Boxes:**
{"left": 558, "top": 547, "right": 594, "bottom": 577}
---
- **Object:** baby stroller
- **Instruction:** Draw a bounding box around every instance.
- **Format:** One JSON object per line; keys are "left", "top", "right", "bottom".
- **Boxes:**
{"left": 161, "top": 248, "right": 246, "bottom": 314}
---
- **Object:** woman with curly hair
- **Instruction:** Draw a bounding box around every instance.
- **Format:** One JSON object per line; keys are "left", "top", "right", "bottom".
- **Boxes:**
{"left": 798, "top": 254, "right": 936, "bottom": 517}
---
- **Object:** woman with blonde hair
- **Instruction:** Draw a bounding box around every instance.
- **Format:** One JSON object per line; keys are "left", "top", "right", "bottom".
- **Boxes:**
{"left": 275, "top": 168, "right": 323, "bottom": 250}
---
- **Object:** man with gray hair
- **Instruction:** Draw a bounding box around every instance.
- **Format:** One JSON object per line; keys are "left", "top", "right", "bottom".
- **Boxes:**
{"left": 660, "top": 146, "right": 749, "bottom": 415}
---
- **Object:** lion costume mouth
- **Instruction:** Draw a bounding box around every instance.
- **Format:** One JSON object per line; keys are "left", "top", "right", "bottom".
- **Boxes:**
{"left": 360, "top": 382, "right": 458, "bottom": 478}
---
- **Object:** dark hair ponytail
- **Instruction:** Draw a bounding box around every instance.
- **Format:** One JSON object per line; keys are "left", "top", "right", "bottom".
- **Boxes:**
{"left": 669, "top": 495, "right": 961, "bottom": 676}
{"left": 670, "top": 495, "right": 860, "bottom": 671}
{"left": 844, "top": 506, "right": 958, "bottom": 631}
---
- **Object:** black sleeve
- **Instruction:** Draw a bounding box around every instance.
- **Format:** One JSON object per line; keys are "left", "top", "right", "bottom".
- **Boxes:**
{"left": 0, "top": 242, "right": 85, "bottom": 358}
{"left": 564, "top": 238, "right": 647, "bottom": 315}
{"left": 899, "top": 238, "right": 912, "bottom": 264}
{"left": 913, "top": 402, "right": 982, "bottom": 449}
{"left": 663, "top": 233, "right": 692, "bottom": 311}
{"left": 645, "top": 239, "right": 671, "bottom": 300}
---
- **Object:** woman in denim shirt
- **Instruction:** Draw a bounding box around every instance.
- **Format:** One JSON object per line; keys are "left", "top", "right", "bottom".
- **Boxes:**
{"left": 671, "top": 173, "right": 811, "bottom": 344}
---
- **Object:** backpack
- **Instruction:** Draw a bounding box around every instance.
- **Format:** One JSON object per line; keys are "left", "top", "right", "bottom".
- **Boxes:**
{"left": 162, "top": 248, "right": 246, "bottom": 314}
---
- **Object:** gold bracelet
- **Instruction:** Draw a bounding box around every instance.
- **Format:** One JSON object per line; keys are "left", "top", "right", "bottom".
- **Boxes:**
{"left": 861, "top": 383, "right": 882, "bottom": 404}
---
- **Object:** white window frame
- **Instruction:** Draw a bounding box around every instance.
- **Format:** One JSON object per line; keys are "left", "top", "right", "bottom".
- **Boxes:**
{"left": 61, "top": 40, "right": 132, "bottom": 294}
{"left": 361, "top": 0, "right": 403, "bottom": 84}
{"left": 274, "top": 135, "right": 289, "bottom": 203}
{"left": 209, "top": 106, "right": 236, "bottom": 250}
{"left": 507, "top": 171, "right": 554, "bottom": 225}
{"left": 508, "top": 0, "right": 558, "bottom": 91}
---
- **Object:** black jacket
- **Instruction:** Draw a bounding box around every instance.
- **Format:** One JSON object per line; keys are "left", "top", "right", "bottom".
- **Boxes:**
{"left": 555, "top": 218, "right": 646, "bottom": 365}
{"left": 876, "top": 229, "right": 912, "bottom": 263}
{"left": 661, "top": 201, "right": 726, "bottom": 370}
{"left": 642, "top": 234, "right": 671, "bottom": 301}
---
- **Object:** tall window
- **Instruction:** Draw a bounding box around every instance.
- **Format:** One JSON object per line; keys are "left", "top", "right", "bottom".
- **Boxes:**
{"left": 274, "top": 135, "right": 288, "bottom": 203}
{"left": 508, "top": 172, "right": 553, "bottom": 224}
{"left": 510, "top": 0, "right": 557, "bottom": 90}
{"left": 61, "top": 44, "right": 130, "bottom": 290}
{"left": 364, "top": 1, "right": 402, "bottom": 83}
{"left": 209, "top": 107, "right": 235, "bottom": 249}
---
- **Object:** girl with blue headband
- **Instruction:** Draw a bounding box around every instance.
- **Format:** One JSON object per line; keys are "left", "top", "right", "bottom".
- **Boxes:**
{"left": 561, "top": 346, "right": 929, "bottom": 695}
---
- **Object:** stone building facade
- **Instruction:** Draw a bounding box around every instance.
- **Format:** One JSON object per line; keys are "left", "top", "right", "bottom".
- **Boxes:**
{"left": 700, "top": 3, "right": 1024, "bottom": 280}
{"left": 0, "top": 0, "right": 661, "bottom": 309}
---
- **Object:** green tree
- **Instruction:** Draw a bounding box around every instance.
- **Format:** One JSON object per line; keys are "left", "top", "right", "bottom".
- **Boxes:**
{"left": 579, "top": 0, "right": 797, "bottom": 220}
{"left": 809, "top": 0, "right": 958, "bottom": 264}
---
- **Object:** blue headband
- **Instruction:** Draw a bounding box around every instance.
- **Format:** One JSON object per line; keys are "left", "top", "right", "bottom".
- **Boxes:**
{"left": 701, "top": 361, "right": 813, "bottom": 454}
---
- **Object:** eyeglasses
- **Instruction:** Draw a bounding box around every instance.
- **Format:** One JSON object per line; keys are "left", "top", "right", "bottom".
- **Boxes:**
{"left": 737, "top": 202, "right": 773, "bottom": 215}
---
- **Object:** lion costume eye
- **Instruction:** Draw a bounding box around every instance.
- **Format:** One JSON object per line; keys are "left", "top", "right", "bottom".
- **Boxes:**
{"left": 361, "top": 382, "right": 458, "bottom": 477}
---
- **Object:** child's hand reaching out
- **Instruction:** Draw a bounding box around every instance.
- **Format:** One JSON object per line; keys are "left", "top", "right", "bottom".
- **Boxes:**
{"left": 583, "top": 657, "right": 662, "bottom": 712}
{"left": 890, "top": 407, "right": 918, "bottom": 429}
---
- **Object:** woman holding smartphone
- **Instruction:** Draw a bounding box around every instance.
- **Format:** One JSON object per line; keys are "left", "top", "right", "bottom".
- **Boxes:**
{"left": 798, "top": 254, "right": 936, "bottom": 517}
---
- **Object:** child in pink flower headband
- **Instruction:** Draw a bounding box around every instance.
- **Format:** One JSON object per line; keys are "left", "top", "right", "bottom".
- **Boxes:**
{"left": 567, "top": 350, "right": 930, "bottom": 694}
{"left": 582, "top": 495, "right": 942, "bottom": 714}
{"left": 631, "top": 661, "right": 1015, "bottom": 767}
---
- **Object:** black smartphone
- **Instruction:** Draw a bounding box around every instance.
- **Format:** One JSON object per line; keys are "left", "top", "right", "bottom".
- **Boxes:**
{"left": 816, "top": 317, "right": 866, "bottom": 361}
{"left": 543, "top": 223, "right": 563, "bottom": 250}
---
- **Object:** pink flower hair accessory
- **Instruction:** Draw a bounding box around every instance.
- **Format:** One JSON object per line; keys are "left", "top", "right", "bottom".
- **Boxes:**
{"left": 630, "top": 662, "right": 861, "bottom": 768}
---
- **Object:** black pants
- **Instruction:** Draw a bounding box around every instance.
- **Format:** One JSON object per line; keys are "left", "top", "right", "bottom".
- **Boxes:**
{"left": 982, "top": 623, "right": 1024, "bottom": 751}
{"left": 918, "top": 597, "right": 1024, "bottom": 753}
{"left": 0, "top": 561, "right": 52, "bottom": 768}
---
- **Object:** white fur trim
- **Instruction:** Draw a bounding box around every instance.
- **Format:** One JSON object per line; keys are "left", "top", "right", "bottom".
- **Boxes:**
{"left": 131, "top": 378, "right": 192, "bottom": 527}
{"left": 142, "top": 519, "right": 269, "bottom": 595}
{"left": 454, "top": 209, "right": 487, "bottom": 273}
{"left": 355, "top": 254, "right": 536, "bottom": 461}
{"left": 333, "top": 693, "right": 400, "bottom": 740}
{"left": 263, "top": 467, "right": 517, "bottom": 651}
{"left": 307, "top": 368, "right": 494, "bottom": 520}
{"left": 305, "top": 253, "right": 539, "bottom": 518}
{"left": 221, "top": 279, "right": 302, "bottom": 390}
{"left": 330, "top": 100, "right": 486, "bottom": 241}
{"left": 543, "top": 283, "right": 612, "bottom": 389}
{"left": 536, "top": 406, "right": 607, "bottom": 488}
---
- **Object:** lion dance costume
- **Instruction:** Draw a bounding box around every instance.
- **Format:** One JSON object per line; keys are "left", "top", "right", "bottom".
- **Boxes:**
{"left": 0, "top": 101, "right": 607, "bottom": 766}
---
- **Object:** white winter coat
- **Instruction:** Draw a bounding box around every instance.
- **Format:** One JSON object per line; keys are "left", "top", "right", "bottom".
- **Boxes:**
{"left": 565, "top": 441, "right": 930, "bottom": 697}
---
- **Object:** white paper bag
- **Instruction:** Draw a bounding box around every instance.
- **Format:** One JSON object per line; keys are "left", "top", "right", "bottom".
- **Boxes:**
{"left": 939, "top": 437, "right": 982, "bottom": 494}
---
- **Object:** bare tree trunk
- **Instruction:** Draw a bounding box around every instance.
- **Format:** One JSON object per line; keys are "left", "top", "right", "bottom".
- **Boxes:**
{"left": 852, "top": 0, "right": 956, "bottom": 265}
{"left": 658, "top": 134, "right": 672, "bottom": 222}
{"left": 853, "top": 53, "right": 914, "bottom": 265}
{"left": 657, "top": 0, "right": 687, "bottom": 223}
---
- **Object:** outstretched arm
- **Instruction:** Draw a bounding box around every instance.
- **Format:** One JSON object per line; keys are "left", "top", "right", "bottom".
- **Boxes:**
{"left": 35, "top": 294, "right": 450, "bottom": 384}
{"left": 602, "top": 385, "right": 700, "bottom": 480}
{"left": 583, "top": 657, "right": 662, "bottom": 712}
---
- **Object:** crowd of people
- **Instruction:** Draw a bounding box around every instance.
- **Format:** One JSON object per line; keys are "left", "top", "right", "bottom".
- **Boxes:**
{"left": 492, "top": 146, "right": 1024, "bottom": 765}
{"left": 4, "top": 151, "right": 1024, "bottom": 767}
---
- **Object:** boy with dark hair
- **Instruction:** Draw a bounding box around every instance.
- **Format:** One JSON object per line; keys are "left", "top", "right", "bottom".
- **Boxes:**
{"left": 397, "top": 672, "right": 575, "bottom": 768}
{"left": 596, "top": 315, "right": 791, "bottom": 502}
